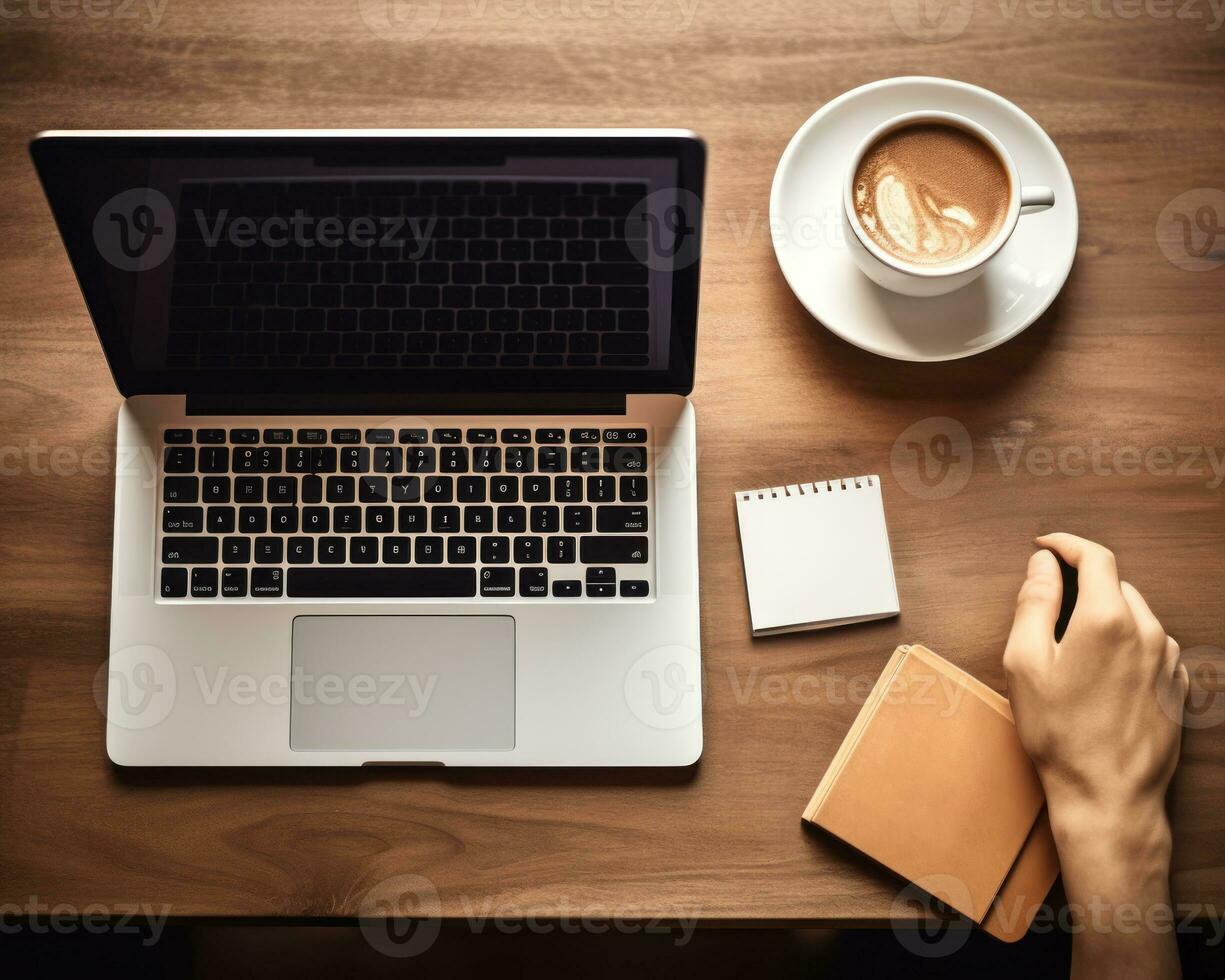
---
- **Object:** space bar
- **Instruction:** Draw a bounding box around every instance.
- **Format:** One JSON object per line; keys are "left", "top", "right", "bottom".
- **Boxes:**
{"left": 288, "top": 568, "right": 477, "bottom": 598}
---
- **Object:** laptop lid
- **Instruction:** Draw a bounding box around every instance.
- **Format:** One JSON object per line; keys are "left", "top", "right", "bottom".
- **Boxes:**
{"left": 30, "top": 130, "right": 705, "bottom": 401}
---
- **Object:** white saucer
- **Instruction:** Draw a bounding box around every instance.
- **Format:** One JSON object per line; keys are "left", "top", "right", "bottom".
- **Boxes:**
{"left": 770, "top": 77, "right": 1078, "bottom": 362}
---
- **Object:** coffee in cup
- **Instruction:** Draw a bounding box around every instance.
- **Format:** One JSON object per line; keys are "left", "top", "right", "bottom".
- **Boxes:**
{"left": 852, "top": 121, "right": 1011, "bottom": 268}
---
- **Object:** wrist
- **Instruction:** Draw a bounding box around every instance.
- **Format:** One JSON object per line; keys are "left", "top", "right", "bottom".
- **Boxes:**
{"left": 1046, "top": 793, "right": 1173, "bottom": 901}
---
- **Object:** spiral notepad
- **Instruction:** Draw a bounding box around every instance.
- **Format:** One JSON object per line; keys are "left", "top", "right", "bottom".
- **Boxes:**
{"left": 734, "top": 475, "right": 900, "bottom": 636}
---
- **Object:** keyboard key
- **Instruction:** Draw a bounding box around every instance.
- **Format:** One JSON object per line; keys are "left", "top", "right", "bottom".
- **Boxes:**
{"left": 365, "top": 428, "right": 394, "bottom": 444}
{"left": 359, "top": 476, "right": 389, "bottom": 502}
{"left": 530, "top": 505, "right": 559, "bottom": 533}
{"left": 571, "top": 446, "right": 600, "bottom": 472}
{"left": 340, "top": 447, "right": 370, "bottom": 473}
{"left": 286, "top": 448, "right": 311, "bottom": 473}
{"left": 440, "top": 447, "right": 469, "bottom": 473}
{"left": 267, "top": 477, "right": 297, "bottom": 503}
{"left": 191, "top": 567, "right": 218, "bottom": 598}
{"left": 251, "top": 567, "right": 284, "bottom": 597}
{"left": 164, "top": 428, "right": 192, "bottom": 444}
{"left": 331, "top": 428, "right": 361, "bottom": 444}
{"left": 263, "top": 428, "right": 293, "bottom": 444}
{"left": 162, "top": 506, "right": 203, "bottom": 533}
{"left": 480, "top": 536, "right": 510, "bottom": 564}
{"left": 221, "top": 568, "right": 248, "bottom": 597}
{"left": 160, "top": 567, "right": 188, "bottom": 598}
{"left": 415, "top": 536, "right": 444, "bottom": 564}
{"left": 480, "top": 567, "right": 515, "bottom": 597}
{"left": 239, "top": 506, "right": 268, "bottom": 533}
{"left": 586, "top": 582, "right": 615, "bottom": 598}
{"left": 535, "top": 428, "right": 565, "bottom": 444}
{"left": 207, "top": 506, "right": 236, "bottom": 534}
{"left": 326, "top": 476, "right": 355, "bottom": 503}
{"left": 490, "top": 476, "right": 519, "bottom": 503}
{"left": 222, "top": 537, "right": 250, "bottom": 564}
{"left": 230, "top": 429, "right": 259, "bottom": 444}
{"left": 497, "top": 506, "right": 526, "bottom": 534}
{"left": 399, "top": 506, "right": 427, "bottom": 533}
{"left": 505, "top": 447, "right": 533, "bottom": 472}
{"left": 501, "top": 428, "right": 531, "bottom": 443}
{"left": 382, "top": 537, "right": 410, "bottom": 564}
{"left": 514, "top": 536, "right": 543, "bottom": 564}
{"left": 302, "top": 475, "right": 323, "bottom": 503}
{"left": 199, "top": 446, "right": 229, "bottom": 473}
{"left": 597, "top": 505, "right": 648, "bottom": 532}
{"left": 563, "top": 505, "right": 592, "bottom": 533}
{"left": 163, "top": 447, "right": 195, "bottom": 474}
{"left": 551, "top": 580, "right": 581, "bottom": 597}
{"left": 603, "top": 428, "right": 647, "bottom": 443}
{"left": 473, "top": 447, "right": 502, "bottom": 473}
{"left": 202, "top": 477, "right": 230, "bottom": 503}
{"left": 398, "top": 428, "right": 428, "bottom": 444}
{"left": 580, "top": 536, "right": 648, "bottom": 564}
{"left": 423, "top": 476, "right": 454, "bottom": 503}
{"left": 570, "top": 427, "right": 600, "bottom": 443}
{"left": 254, "top": 537, "right": 283, "bottom": 563}
{"left": 604, "top": 446, "right": 647, "bottom": 472}
{"left": 366, "top": 506, "right": 394, "bottom": 533}
{"left": 372, "top": 447, "right": 403, "bottom": 473}
{"left": 390, "top": 476, "right": 421, "bottom": 502}
{"left": 271, "top": 506, "right": 299, "bottom": 533}
{"left": 432, "top": 428, "right": 462, "bottom": 444}
{"left": 350, "top": 537, "right": 379, "bottom": 564}
{"left": 431, "top": 506, "right": 460, "bottom": 533}
{"left": 297, "top": 428, "right": 327, "bottom": 444}
{"left": 448, "top": 536, "right": 477, "bottom": 564}
{"left": 334, "top": 507, "right": 362, "bottom": 533}
{"left": 302, "top": 507, "right": 329, "bottom": 533}
{"left": 547, "top": 535, "right": 576, "bottom": 564}
{"left": 466, "top": 428, "right": 496, "bottom": 443}
{"left": 519, "top": 567, "right": 548, "bottom": 597}
{"left": 555, "top": 476, "right": 583, "bottom": 502}
{"left": 464, "top": 506, "right": 494, "bottom": 534}
{"left": 538, "top": 447, "right": 566, "bottom": 472}
{"left": 319, "top": 537, "right": 346, "bottom": 563}
{"left": 620, "top": 476, "right": 647, "bottom": 502}
{"left": 196, "top": 428, "right": 226, "bottom": 444}
{"left": 458, "top": 476, "right": 486, "bottom": 502}
{"left": 406, "top": 447, "right": 436, "bottom": 472}
{"left": 287, "top": 537, "right": 314, "bottom": 564}
{"left": 310, "top": 447, "right": 338, "bottom": 473}
{"left": 161, "top": 537, "right": 218, "bottom": 564}
{"left": 587, "top": 476, "right": 615, "bottom": 503}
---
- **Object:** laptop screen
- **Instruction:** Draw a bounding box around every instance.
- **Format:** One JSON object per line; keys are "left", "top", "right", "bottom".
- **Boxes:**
{"left": 31, "top": 133, "right": 704, "bottom": 398}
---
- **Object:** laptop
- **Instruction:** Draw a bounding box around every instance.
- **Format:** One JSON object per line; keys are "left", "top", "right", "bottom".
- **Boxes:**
{"left": 31, "top": 130, "right": 705, "bottom": 766}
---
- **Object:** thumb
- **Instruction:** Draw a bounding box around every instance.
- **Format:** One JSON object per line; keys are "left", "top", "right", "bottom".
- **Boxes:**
{"left": 1005, "top": 549, "right": 1063, "bottom": 670}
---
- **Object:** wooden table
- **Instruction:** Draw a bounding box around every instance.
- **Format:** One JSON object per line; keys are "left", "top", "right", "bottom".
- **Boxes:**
{"left": 1, "top": 0, "right": 1221, "bottom": 924}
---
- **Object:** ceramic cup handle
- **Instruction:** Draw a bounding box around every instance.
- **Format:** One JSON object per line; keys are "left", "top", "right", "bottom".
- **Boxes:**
{"left": 1021, "top": 185, "right": 1055, "bottom": 214}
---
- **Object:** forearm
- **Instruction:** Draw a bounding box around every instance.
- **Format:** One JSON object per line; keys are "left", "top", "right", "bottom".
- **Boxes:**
{"left": 1048, "top": 796, "right": 1180, "bottom": 980}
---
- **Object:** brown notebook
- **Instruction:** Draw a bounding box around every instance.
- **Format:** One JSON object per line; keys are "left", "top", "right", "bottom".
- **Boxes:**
{"left": 802, "top": 643, "right": 1060, "bottom": 942}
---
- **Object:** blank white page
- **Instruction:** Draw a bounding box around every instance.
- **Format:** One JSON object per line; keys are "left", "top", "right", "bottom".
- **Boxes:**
{"left": 734, "top": 476, "right": 900, "bottom": 636}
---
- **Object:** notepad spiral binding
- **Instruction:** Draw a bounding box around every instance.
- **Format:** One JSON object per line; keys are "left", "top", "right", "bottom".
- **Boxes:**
{"left": 738, "top": 475, "right": 876, "bottom": 502}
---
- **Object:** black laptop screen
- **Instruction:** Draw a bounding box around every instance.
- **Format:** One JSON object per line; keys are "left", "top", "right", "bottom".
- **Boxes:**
{"left": 30, "top": 134, "right": 704, "bottom": 398}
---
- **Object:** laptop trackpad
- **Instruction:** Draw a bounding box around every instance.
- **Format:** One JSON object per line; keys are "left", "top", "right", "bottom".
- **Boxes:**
{"left": 290, "top": 616, "right": 515, "bottom": 753}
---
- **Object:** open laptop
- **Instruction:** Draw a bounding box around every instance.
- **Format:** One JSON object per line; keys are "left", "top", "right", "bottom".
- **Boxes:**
{"left": 31, "top": 130, "right": 705, "bottom": 766}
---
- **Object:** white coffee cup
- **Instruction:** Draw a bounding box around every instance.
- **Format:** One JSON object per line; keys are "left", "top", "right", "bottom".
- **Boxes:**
{"left": 842, "top": 110, "right": 1055, "bottom": 297}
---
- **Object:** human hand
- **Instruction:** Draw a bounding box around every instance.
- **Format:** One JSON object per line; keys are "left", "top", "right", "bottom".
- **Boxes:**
{"left": 1002, "top": 532, "right": 1188, "bottom": 979}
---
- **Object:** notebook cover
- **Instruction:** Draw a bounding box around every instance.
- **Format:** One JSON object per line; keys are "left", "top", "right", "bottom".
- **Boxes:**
{"left": 734, "top": 477, "right": 899, "bottom": 635}
{"left": 802, "top": 644, "right": 1055, "bottom": 932}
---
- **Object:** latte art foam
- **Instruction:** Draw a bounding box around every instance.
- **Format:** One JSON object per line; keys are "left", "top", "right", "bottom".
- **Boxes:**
{"left": 853, "top": 122, "right": 1012, "bottom": 267}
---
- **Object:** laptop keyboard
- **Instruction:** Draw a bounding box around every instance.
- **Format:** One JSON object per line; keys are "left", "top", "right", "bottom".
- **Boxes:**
{"left": 167, "top": 178, "right": 653, "bottom": 372}
{"left": 158, "top": 424, "right": 652, "bottom": 601}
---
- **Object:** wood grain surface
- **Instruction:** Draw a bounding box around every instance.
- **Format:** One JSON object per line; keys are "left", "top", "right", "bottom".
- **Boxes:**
{"left": 0, "top": 0, "right": 1222, "bottom": 922}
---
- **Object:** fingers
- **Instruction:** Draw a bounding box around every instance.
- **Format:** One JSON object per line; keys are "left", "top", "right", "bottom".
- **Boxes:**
{"left": 1004, "top": 549, "right": 1062, "bottom": 674}
{"left": 1035, "top": 532, "right": 1123, "bottom": 606}
{"left": 1121, "top": 581, "right": 1165, "bottom": 643}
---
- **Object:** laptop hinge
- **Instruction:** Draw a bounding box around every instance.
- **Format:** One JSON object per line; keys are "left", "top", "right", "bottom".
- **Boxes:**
{"left": 185, "top": 391, "right": 628, "bottom": 418}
